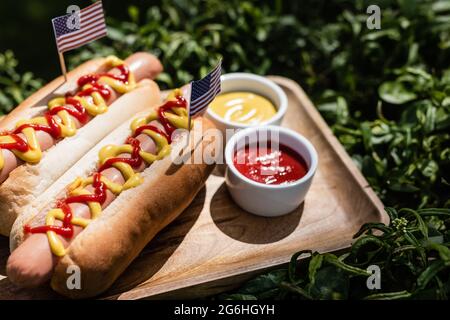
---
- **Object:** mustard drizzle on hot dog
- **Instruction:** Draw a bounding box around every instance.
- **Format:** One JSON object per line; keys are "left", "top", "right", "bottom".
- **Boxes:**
{"left": 0, "top": 56, "right": 136, "bottom": 170}
{"left": 25, "top": 89, "right": 189, "bottom": 257}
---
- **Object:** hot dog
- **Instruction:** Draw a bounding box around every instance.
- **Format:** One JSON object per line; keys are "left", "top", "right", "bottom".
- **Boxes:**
{"left": 7, "top": 88, "right": 216, "bottom": 298}
{"left": 0, "top": 52, "right": 163, "bottom": 236}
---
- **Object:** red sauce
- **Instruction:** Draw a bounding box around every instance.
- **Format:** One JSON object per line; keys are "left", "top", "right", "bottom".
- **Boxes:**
{"left": 97, "top": 137, "right": 143, "bottom": 172}
{"left": 0, "top": 133, "right": 29, "bottom": 152}
{"left": 233, "top": 143, "right": 308, "bottom": 185}
{"left": 24, "top": 95, "right": 188, "bottom": 238}
{"left": 77, "top": 65, "right": 129, "bottom": 86}
{"left": 157, "top": 96, "right": 187, "bottom": 140}
{"left": 134, "top": 124, "right": 169, "bottom": 143}
{"left": 76, "top": 82, "right": 111, "bottom": 100}
{"left": 25, "top": 172, "right": 107, "bottom": 238}
{"left": 0, "top": 65, "right": 129, "bottom": 153}
{"left": 98, "top": 95, "right": 187, "bottom": 172}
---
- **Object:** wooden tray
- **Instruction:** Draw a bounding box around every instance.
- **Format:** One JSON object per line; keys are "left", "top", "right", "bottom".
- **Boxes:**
{"left": 0, "top": 76, "right": 387, "bottom": 299}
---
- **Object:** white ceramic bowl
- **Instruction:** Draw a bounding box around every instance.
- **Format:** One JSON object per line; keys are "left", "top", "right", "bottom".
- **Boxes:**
{"left": 206, "top": 73, "right": 288, "bottom": 142}
{"left": 225, "top": 126, "right": 318, "bottom": 217}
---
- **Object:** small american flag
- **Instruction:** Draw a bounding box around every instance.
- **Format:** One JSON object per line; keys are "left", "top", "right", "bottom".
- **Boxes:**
{"left": 52, "top": 1, "right": 107, "bottom": 53}
{"left": 189, "top": 60, "right": 222, "bottom": 117}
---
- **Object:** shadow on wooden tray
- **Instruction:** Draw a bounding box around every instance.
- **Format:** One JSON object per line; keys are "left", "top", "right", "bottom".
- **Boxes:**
{"left": 210, "top": 182, "right": 303, "bottom": 244}
{"left": 0, "top": 187, "right": 206, "bottom": 299}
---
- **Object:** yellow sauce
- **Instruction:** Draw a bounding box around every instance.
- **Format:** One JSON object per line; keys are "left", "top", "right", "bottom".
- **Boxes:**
{"left": 209, "top": 92, "right": 277, "bottom": 125}
{"left": 41, "top": 89, "right": 189, "bottom": 257}
{"left": 0, "top": 56, "right": 136, "bottom": 170}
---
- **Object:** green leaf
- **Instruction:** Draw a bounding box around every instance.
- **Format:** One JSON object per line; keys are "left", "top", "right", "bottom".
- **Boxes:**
{"left": 363, "top": 290, "right": 412, "bottom": 300}
{"left": 406, "top": 67, "right": 432, "bottom": 80}
{"left": 385, "top": 207, "right": 398, "bottom": 221}
{"left": 353, "top": 222, "right": 392, "bottom": 238}
{"left": 128, "top": 5, "right": 139, "bottom": 23}
{"left": 323, "top": 254, "right": 370, "bottom": 276}
{"left": 237, "top": 269, "right": 287, "bottom": 296}
{"left": 362, "top": 29, "right": 401, "bottom": 41}
{"left": 418, "top": 208, "right": 450, "bottom": 217}
{"left": 416, "top": 260, "right": 447, "bottom": 290}
{"left": 279, "top": 282, "right": 313, "bottom": 300}
{"left": 400, "top": 208, "right": 428, "bottom": 238}
{"left": 379, "top": 81, "right": 418, "bottom": 104}
{"left": 308, "top": 254, "right": 324, "bottom": 285}
{"left": 350, "top": 235, "right": 387, "bottom": 264}
{"left": 425, "top": 243, "right": 450, "bottom": 262}
{"left": 288, "top": 250, "right": 312, "bottom": 283}
{"left": 432, "top": 1, "right": 450, "bottom": 13}
{"left": 309, "top": 266, "right": 349, "bottom": 300}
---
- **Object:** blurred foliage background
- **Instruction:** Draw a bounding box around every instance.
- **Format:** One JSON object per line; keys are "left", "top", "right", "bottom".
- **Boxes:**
{"left": 0, "top": 0, "right": 449, "bottom": 299}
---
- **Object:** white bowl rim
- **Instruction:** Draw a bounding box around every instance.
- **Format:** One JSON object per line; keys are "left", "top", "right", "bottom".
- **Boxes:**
{"left": 225, "top": 125, "right": 319, "bottom": 190}
{"left": 206, "top": 73, "right": 288, "bottom": 128}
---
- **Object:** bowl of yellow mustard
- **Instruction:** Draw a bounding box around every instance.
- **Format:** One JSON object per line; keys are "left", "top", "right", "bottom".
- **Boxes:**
{"left": 206, "top": 73, "right": 287, "bottom": 141}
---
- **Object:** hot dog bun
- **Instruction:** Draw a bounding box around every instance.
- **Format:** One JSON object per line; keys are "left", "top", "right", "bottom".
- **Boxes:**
{"left": 0, "top": 58, "right": 108, "bottom": 130}
{"left": 0, "top": 54, "right": 163, "bottom": 236}
{"left": 0, "top": 53, "right": 163, "bottom": 130}
{"left": 10, "top": 113, "right": 216, "bottom": 298}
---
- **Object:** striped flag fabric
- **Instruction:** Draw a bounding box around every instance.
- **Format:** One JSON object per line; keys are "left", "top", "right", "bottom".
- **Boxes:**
{"left": 52, "top": 1, "right": 107, "bottom": 53}
{"left": 189, "top": 60, "right": 222, "bottom": 117}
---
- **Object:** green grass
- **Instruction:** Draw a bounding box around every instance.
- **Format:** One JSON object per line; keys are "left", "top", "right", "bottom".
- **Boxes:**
{"left": 0, "top": 0, "right": 449, "bottom": 299}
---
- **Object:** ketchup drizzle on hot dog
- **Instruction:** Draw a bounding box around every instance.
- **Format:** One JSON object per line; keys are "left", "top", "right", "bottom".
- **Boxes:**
{"left": 24, "top": 95, "right": 187, "bottom": 238}
{"left": 158, "top": 96, "right": 187, "bottom": 139}
{"left": 0, "top": 133, "right": 29, "bottom": 153}
{"left": 97, "top": 137, "right": 143, "bottom": 172}
{"left": 134, "top": 125, "right": 170, "bottom": 143}
{"left": 25, "top": 172, "right": 107, "bottom": 238}
{"left": 0, "top": 65, "right": 129, "bottom": 152}
{"left": 98, "top": 96, "right": 186, "bottom": 171}
{"left": 78, "top": 65, "right": 129, "bottom": 86}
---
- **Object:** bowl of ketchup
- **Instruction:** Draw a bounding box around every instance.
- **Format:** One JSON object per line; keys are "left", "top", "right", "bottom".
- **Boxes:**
{"left": 225, "top": 126, "right": 318, "bottom": 217}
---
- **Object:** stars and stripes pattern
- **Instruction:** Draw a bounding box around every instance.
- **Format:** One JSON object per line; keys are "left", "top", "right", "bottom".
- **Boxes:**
{"left": 189, "top": 60, "right": 222, "bottom": 117}
{"left": 52, "top": 1, "right": 107, "bottom": 53}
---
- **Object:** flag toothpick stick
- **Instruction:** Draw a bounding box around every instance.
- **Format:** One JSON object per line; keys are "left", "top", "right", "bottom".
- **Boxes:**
{"left": 58, "top": 52, "right": 68, "bottom": 82}
{"left": 187, "top": 112, "right": 192, "bottom": 146}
